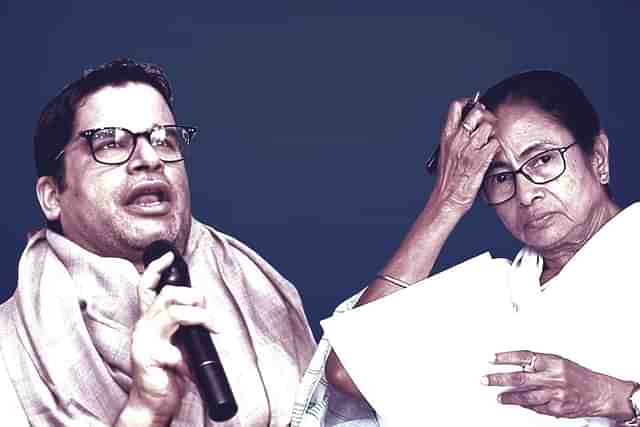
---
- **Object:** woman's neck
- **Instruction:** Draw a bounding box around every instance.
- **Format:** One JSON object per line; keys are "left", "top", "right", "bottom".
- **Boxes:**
{"left": 539, "top": 200, "right": 621, "bottom": 284}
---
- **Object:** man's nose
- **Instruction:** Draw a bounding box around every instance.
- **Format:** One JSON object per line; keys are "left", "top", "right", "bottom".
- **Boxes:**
{"left": 127, "top": 137, "right": 164, "bottom": 172}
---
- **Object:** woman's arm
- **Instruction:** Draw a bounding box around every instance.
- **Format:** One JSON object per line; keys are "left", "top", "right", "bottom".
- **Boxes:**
{"left": 325, "top": 194, "right": 466, "bottom": 397}
{"left": 326, "top": 98, "right": 500, "bottom": 398}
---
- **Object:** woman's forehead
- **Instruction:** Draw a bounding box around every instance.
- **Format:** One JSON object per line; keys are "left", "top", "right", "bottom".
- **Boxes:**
{"left": 492, "top": 103, "right": 572, "bottom": 163}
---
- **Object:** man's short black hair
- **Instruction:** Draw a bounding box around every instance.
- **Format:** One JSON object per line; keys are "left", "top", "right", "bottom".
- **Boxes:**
{"left": 34, "top": 58, "right": 175, "bottom": 183}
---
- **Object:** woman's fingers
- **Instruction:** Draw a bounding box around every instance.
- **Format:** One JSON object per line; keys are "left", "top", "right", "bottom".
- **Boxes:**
{"left": 455, "top": 122, "right": 500, "bottom": 189}
{"left": 442, "top": 98, "right": 469, "bottom": 139}
{"left": 434, "top": 96, "right": 500, "bottom": 211}
{"left": 483, "top": 351, "right": 550, "bottom": 388}
{"left": 498, "top": 387, "right": 558, "bottom": 407}
{"left": 492, "top": 350, "right": 545, "bottom": 369}
{"left": 483, "top": 371, "right": 544, "bottom": 388}
{"left": 483, "top": 351, "right": 615, "bottom": 419}
{"left": 459, "top": 103, "right": 487, "bottom": 133}
{"left": 449, "top": 104, "right": 497, "bottom": 156}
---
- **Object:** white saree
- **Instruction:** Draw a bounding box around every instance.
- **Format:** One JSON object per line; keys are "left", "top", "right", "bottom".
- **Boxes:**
{"left": 294, "top": 202, "right": 640, "bottom": 426}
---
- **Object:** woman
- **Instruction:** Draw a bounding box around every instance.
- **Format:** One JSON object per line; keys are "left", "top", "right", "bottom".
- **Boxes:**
{"left": 292, "top": 71, "right": 640, "bottom": 426}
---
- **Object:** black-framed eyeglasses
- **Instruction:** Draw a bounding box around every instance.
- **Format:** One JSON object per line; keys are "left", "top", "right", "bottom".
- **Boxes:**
{"left": 55, "top": 125, "right": 197, "bottom": 165}
{"left": 482, "top": 143, "right": 577, "bottom": 206}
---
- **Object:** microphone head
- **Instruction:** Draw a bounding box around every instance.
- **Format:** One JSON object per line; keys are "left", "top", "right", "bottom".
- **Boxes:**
{"left": 143, "top": 239, "right": 178, "bottom": 268}
{"left": 143, "top": 240, "right": 190, "bottom": 287}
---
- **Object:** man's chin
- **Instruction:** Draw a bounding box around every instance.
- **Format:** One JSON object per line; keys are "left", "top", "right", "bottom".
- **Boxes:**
{"left": 123, "top": 222, "right": 180, "bottom": 251}
{"left": 119, "top": 211, "right": 191, "bottom": 253}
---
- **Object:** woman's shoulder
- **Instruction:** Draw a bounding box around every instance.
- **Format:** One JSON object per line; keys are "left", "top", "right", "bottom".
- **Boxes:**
{"left": 0, "top": 354, "right": 29, "bottom": 426}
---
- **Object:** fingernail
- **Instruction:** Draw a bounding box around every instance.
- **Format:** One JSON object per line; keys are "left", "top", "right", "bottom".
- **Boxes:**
{"left": 480, "top": 376, "right": 488, "bottom": 385}
{"left": 497, "top": 394, "right": 502, "bottom": 404}
{"left": 489, "top": 353, "right": 497, "bottom": 364}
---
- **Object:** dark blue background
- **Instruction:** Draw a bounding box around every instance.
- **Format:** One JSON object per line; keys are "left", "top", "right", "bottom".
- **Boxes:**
{"left": 1, "top": 1, "right": 638, "bottom": 338}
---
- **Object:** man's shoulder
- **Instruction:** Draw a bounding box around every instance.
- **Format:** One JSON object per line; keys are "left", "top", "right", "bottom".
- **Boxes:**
{"left": 204, "top": 225, "right": 290, "bottom": 276}
{"left": 215, "top": 229, "right": 265, "bottom": 259}
{"left": 225, "top": 234, "right": 299, "bottom": 292}
{"left": 198, "top": 222, "right": 257, "bottom": 256}
{"left": 0, "top": 296, "right": 29, "bottom": 426}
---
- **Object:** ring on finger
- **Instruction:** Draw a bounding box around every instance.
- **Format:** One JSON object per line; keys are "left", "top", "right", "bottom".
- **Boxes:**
{"left": 461, "top": 121, "right": 474, "bottom": 133}
{"left": 523, "top": 354, "right": 538, "bottom": 373}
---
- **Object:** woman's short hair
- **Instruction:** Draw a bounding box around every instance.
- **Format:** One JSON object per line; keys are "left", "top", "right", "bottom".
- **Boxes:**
{"left": 480, "top": 70, "right": 601, "bottom": 155}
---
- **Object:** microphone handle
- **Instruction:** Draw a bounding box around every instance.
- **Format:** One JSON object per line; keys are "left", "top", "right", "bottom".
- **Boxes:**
{"left": 175, "top": 325, "right": 238, "bottom": 422}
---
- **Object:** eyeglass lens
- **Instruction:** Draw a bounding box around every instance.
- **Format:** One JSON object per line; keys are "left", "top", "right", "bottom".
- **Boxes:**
{"left": 483, "top": 149, "right": 566, "bottom": 204}
{"left": 90, "top": 127, "right": 190, "bottom": 164}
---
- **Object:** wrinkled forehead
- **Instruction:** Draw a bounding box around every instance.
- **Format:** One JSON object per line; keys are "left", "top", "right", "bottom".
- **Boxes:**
{"left": 73, "top": 83, "right": 175, "bottom": 134}
{"left": 490, "top": 102, "right": 573, "bottom": 166}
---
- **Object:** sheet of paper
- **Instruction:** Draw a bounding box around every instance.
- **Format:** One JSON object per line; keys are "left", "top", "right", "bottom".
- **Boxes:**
{"left": 321, "top": 251, "right": 630, "bottom": 426}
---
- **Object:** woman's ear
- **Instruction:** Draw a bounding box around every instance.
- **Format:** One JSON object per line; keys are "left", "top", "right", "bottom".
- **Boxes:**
{"left": 591, "top": 131, "right": 610, "bottom": 184}
{"left": 36, "top": 176, "right": 62, "bottom": 222}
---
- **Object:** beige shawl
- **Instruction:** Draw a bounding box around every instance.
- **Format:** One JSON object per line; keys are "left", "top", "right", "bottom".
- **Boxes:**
{"left": 0, "top": 218, "right": 316, "bottom": 426}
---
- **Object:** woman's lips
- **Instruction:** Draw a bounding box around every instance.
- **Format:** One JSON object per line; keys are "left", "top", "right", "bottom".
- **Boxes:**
{"left": 524, "top": 212, "right": 556, "bottom": 229}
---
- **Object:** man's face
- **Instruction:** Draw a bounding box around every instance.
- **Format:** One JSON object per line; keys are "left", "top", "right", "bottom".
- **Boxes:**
{"left": 48, "top": 83, "right": 192, "bottom": 268}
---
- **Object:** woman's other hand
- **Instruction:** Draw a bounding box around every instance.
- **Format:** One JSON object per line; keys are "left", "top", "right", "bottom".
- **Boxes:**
{"left": 483, "top": 350, "right": 636, "bottom": 422}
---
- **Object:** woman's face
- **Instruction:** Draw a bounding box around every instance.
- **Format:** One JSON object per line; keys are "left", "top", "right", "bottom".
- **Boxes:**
{"left": 489, "top": 101, "right": 609, "bottom": 251}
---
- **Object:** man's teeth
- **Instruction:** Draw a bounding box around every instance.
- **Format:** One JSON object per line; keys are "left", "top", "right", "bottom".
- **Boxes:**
{"left": 134, "top": 194, "right": 162, "bottom": 205}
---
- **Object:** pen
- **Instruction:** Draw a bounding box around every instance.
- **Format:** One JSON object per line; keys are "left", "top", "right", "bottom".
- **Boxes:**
{"left": 425, "top": 91, "right": 481, "bottom": 175}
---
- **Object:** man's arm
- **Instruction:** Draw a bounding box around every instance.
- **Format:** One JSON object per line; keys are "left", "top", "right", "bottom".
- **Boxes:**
{"left": 114, "top": 252, "right": 216, "bottom": 426}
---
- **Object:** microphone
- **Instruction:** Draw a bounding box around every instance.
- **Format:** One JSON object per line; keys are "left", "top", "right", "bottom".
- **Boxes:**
{"left": 142, "top": 240, "right": 238, "bottom": 422}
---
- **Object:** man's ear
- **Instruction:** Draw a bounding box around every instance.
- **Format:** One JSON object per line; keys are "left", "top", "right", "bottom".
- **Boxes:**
{"left": 36, "top": 176, "right": 62, "bottom": 222}
{"left": 591, "top": 131, "right": 610, "bottom": 184}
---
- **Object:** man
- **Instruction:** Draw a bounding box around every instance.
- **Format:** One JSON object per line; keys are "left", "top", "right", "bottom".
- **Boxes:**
{"left": 0, "top": 58, "right": 316, "bottom": 426}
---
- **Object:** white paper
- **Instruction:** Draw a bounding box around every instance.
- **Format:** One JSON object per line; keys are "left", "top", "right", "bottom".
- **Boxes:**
{"left": 322, "top": 247, "right": 639, "bottom": 427}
